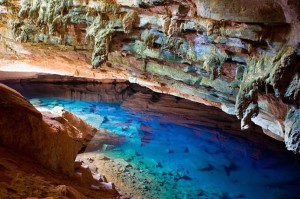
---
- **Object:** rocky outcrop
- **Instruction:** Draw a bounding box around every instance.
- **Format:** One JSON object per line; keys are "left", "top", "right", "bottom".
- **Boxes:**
{"left": 0, "top": 83, "right": 123, "bottom": 198}
{"left": 0, "top": 83, "right": 85, "bottom": 174}
{"left": 285, "top": 108, "right": 300, "bottom": 153}
{"left": 0, "top": 1, "right": 299, "bottom": 152}
{"left": 0, "top": 83, "right": 122, "bottom": 174}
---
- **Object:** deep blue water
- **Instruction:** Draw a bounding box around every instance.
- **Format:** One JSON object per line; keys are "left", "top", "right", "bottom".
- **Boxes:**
{"left": 29, "top": 97, "right": 300, "bottom": 199}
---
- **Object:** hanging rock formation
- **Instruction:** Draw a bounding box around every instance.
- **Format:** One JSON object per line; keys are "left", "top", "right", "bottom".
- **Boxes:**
{"left": 0, "top": 0, "right": 299, "bottom": 152}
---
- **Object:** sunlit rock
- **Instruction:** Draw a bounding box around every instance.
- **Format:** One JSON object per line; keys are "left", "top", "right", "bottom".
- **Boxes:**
{"left": 0, "top": 0, "right": 299, "bottom": 153}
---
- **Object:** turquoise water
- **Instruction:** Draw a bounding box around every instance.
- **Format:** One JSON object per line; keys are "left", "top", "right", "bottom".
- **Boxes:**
{"left": 29, "top": 97, "right": 300, "bottom": 199}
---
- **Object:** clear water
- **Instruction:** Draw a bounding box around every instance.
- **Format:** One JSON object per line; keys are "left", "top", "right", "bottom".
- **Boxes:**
{"left": 29, "top": 97, "right": 300, "bottom": 199}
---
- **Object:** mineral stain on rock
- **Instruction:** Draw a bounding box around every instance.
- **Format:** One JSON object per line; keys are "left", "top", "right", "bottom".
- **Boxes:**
{"left": 0, "top": 0, "right": 299, "bottom": 153}
{"left": 0, "top": 0, "right": 300, "bottom": 198}
{"left": 0, "top": 0, "right": 300, "bottom": 152}
{"left": 9, "top": 82, "right": 298, "bottom": 199}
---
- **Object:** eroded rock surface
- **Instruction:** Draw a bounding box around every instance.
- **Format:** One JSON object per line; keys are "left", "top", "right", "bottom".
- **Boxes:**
{"left": 0, "top": 83, "right": 123, "bottom": 198}
{"left": 0, "top": 83, "right": 88, "bottom": 174}
{"left": 0, "top": 147, "right": 119, "bottom": 199}
{"left": 0, "top": 83, "right": 123, "bottom": 174}
{"left": 3, "top": 77, "right": 267, "bottom": 144}
{"left": 285, "top": 108, "right": 300, "bottom": 153}
{"left": 0, "top": 0, "right": 299, "bottom": 152}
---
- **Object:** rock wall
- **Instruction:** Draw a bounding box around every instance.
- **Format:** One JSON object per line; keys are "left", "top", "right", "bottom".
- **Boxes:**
{"left": 0, "top": 0, "right": 299, "bottom": 152}
{"left": 0, "top": 83, "right": 125, "bottom": 198}
{"left": 0, "top": 83, "right": 101, "bottom": 175}
{"left": 0, "top": 84, "right": 83, "bottom": 174}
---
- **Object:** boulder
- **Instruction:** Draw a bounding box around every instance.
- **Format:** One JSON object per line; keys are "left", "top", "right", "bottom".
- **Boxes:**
{"left": 0, "top": 84, "right": 95, "bottom": 175}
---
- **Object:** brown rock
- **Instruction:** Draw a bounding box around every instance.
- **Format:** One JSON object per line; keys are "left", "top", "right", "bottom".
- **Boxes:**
{"left": 0, "top": 84, "right": 93, "bottom": 175}
{"left": 0, "top": 0, "right": 299, "bottom": 152}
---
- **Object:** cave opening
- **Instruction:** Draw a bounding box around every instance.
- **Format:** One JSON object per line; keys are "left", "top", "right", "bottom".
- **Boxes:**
{"left": 3, "top": 79, "right": 300, "bottom": 199}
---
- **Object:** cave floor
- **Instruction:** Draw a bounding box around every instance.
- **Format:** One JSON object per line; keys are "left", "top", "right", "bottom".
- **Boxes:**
{"left": 0, "top": 147, "right": 118, "bottom": 199}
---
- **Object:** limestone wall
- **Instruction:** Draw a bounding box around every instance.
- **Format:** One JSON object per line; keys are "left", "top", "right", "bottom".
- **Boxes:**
{"left": 0, "top": 0, "right": 299, "bottom": 152}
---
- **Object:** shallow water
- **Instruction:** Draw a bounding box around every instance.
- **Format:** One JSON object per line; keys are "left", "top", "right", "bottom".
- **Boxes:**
{"left": 25, "top": 96, "right": 300, "bottom": 199}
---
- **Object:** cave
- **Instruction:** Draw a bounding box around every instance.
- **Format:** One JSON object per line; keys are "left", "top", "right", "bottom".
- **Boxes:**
{"left": 0, "top": 0, "right": 300, "bottom": 199}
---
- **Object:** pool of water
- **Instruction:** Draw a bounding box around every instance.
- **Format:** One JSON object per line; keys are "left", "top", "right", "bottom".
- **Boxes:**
{"left": 26, "top": 96, "right": 300, "bottom": 199}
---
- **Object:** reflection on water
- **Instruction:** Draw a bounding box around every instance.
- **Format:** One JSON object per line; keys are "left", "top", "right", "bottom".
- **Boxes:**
{"left": 29, "top": 97, "right": 300, "bottom": 199}
{"left": 3, "top": 81, "right": 300, "bottom": 199}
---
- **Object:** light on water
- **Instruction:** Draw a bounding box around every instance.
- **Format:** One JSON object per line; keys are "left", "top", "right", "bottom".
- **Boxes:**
{"left": 28, "top": 97, "right": 300, "bottom": 199}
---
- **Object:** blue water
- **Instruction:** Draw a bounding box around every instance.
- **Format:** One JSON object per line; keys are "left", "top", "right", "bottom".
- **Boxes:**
{"left": 29, "top": 97, "right": 300, "bottom": 199}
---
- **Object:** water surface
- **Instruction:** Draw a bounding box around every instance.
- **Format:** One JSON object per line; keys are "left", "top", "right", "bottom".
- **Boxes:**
{"left": 5, "top": 80, "right": 300, "bottom": 199}
{"left": 27, "top": 96, "right": 300, "bottom": 199}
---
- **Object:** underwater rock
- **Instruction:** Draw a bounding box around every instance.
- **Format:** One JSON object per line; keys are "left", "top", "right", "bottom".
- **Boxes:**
{"left": 222, "top": 161, "right": 238, "bottom": 176}
{"left": 167, "top": 149, "right": 175, "bottom": 153}
{"left": 198, "top": 163, "right": 214, "bottom": 172}
{"left": 184, "top": 147, "right": 189, "bottom": 153}
{"left": 102, "top": 144, "right": 115, "bottom": 151}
